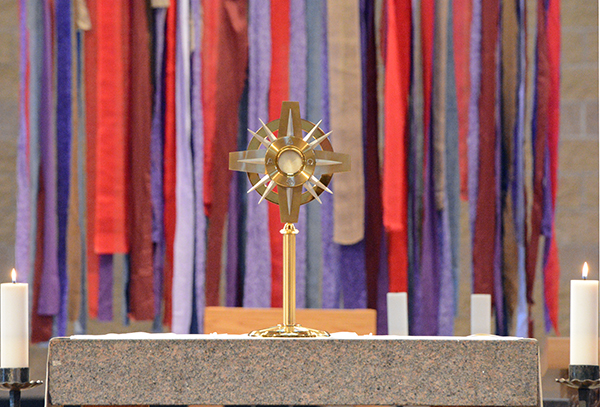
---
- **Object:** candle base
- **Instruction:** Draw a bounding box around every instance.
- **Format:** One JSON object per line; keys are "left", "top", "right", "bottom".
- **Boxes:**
{"left": 556, "top": 365, "right": 600, "bottom": 407}
{"left": 0, "top": 368, "right": 43, "bottom": 407}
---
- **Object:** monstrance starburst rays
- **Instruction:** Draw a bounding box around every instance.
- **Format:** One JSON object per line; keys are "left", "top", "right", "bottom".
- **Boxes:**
{"left": 229, "top": 101, "right": 350, "bottom": 224}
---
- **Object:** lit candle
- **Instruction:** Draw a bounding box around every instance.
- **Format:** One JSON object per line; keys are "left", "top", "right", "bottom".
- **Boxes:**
{"left": 470, "top": 293, "right": 491, "bottom": 335}
{"left": 1, "top": 269, "right": 29, "bottom": 367}
{"left": 387, "top": 292, "right": 409, "bottom": 335}
{"left": 570, "top": 262, "right": 598, "bottom": 366}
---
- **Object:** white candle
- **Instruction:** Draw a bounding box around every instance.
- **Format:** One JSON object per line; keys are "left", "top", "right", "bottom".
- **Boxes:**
{"left": 570, "top": 262, "right": 598, "bottom": 365}
{"left": 387, "top": 292, "right": 409, "bottom": 335}
{"left": 1, "top": 269, "right": 29, "bottom": 367}
{"left": 470, "top": 293, "right": 492, "bottom": 335}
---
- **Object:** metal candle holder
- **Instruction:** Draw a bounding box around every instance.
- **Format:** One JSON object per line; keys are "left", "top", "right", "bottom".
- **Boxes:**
{"left": 557, "top": 365, "right": 600, "bottom": 407}
{"left": 0, "top": 368, "right": 43, "bottom": 407}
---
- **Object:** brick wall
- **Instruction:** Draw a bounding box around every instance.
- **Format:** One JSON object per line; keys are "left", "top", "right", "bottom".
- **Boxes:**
{"left": 556, "top": 0, "right": 598, "bottom": 336}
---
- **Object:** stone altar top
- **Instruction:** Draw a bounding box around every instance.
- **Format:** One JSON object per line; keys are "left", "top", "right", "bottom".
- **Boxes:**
{"left": 46, "top": 333, "right": 540, "bottom": 406}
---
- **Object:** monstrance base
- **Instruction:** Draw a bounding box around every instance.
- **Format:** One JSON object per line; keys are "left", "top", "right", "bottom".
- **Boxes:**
{"left": 248, "top": 324, "right": 330, "bottom": 337}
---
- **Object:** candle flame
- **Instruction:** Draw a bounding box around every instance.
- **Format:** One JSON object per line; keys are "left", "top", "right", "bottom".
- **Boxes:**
{"left": 11, "top": 268, "right": 16, "bottom": 283}
{"left": 583, "top": 262, "right": 589, "bottom": 280}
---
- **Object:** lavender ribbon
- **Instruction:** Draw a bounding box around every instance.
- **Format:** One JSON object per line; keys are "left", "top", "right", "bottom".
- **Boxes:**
{"left": 468, "top": 0, "right": 482, "bottom": 253}
{"left": 513, "top": 0, "right": 528, "bottom": 337}
{"left": 494, "top": 20, "right": 505, "bottom": 334}
{"left": 150, "top": 7, "right": 167, "bottom": 331}
{"left": 38, "top": 0, "right": 60, "bottom": 316}
{"left": 304, "top": 0, "right": 325, "bottom": 309}
{"left": 15, "top": 0, "right": 30, "bottom": 283}
{"left": 172, "top": 0, "right": 195, "bottom": 334}
{"left": 97, "top": 254, "right": 113, "bottom": 321}
{"left": 320, "top": 3, "right": 341, "bottom": 309}
{"left": 445, "top": 0, "right": 461, "bottom": 318}
{"left": 243, "top": 0, "right": 272, "bottom": 308}
{"left": 289, "top": 0, "right": 307, "bottom": 309}
{"left": 191, "top": 0, "right": 206, "bottom": 331}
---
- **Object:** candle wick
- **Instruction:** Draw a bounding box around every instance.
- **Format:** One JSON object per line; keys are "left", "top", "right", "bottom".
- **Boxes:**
{"left": 583, "top": 275, "right": 588, "bottom": 280}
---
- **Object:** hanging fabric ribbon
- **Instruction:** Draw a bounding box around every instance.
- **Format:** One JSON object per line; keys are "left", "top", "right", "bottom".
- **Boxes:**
{"left": 472, "top": 0, "right": 499, "bottom": 299}
{"left": 74, "top": 31, "right": 88, "bottom": 334}
{"left": 305, "top": 0, "right": 325, "bottom": 309}
{"left": 432, "top": 0, "right": 455, "bottom": 335}
{"left": 162, "top": 0, "right": 177, "bottom": 327}
{"left": 190, "top": 0, "right": 207, "bottom": 331}
{"left": 203, "top": 0, "right": 249, "bottom": 307}
{"left": 513, "top": 0, "right": 529, "bottom": 338}
{"left": 328, "top": 0, "right": 366, "bottom": 309}
{"left": 268, "top": 0, "right": 289, "bottom": 308}
{"left": 15, "top": 0, "right": 31, "bottom": 284}
{"left": 383, "top": 0, "right": 411, "bottom": 295}
{"left": 415, "top": 0, "right": 437, "bottom": 336}
{"left": 453, "top": 0, "right": 471, "bottom": 202}
{"left": 320, "top": 2, "right": 340, "bottom": 310}
{"left": 127, "top": 0, "right": 155, "bottom": 322}
{"left": 499, "top": 0, "right": 520, "bottom": 334}
{"left": 244, "top": 0, "right": 272, "bottom": 308}
{"left": 542, "top": 0, "right": 560, "bottom": 334}
{"left": 94, "top": 1, "right": 129, "bottom": 255}
{"left": 38, "top": 0, "right": 60, "bottom": 321}
{"left": 289, "top": 0, "right": 308, "bottom": 309}
{"left": 67, "top": 35, "right": 82, "bottom": 325}
{"left": 55, "top": 0, "right": 72, "bottom": 336}
{"left": 407, "top": 0, "right": 423, "bottom": 331}
{"left": 360, "top": 0, "right": 383, "bottom": 311}
{"left": 445, "top": 0, "right": 461, "bottom": 320}
{"left": 150, "top": 7, "right": 167, "bottom": 330}
{"left": 171, "top": 0, "right": 195, "bottom": 333}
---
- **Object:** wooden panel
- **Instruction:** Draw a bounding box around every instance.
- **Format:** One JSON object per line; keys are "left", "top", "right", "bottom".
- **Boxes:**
{"left": 204, "top": 306, "right": 377, "bottom": 335}
{"left": 542, "top": 337, "right": 600, "bottom": 370}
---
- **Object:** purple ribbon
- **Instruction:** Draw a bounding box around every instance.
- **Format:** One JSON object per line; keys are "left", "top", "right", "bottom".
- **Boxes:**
{"left": 226, "top": 173, "right": 240, "bottom": 307}
{"left": 468, "top": 0, "right": 482, "bottom": 252}
{"left": 190, "top": 0, "right": 206, "bottom": 331}
{"left": 243, "top": 0, "right": 272, "bottom": 308}
{"left": 15, "top": 0, "right": 30, "bottom": 283}
{"left": 445, "top": 0, "right": 461, "bottom": 318}
{"left": 513, "top": 0, "right": 527, "bottom": 337}
{"left": 340, "top": 242, "right": 367, "bottom": 309}
{"left": 320, "top": 3, "right": 341, "bottom": 309}
{"left": 150, "top": 7, "right": 167, "bottom": 330}
{"left": 38, "top": 0, "right": 60, "bottom": 317}
{"left": 55, "top": 0, "right": 72, "bottom": 336}
{"left": 97, "top": 254, "right": 113, "bottom": 321}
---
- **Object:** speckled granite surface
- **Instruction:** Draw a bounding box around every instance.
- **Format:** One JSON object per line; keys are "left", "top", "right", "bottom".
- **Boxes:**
{"left": 46, "top": 335, "right": 540, "bottom": 406}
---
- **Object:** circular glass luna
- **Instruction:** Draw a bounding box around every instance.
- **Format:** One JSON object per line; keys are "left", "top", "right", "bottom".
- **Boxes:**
{"left": 277, "top": 149, "right": 304, "bottom": 175}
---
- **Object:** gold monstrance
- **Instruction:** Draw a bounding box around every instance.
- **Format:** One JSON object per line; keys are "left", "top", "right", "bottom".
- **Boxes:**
{"left": 229, "top": 101, "right": 350, "bottom": 337}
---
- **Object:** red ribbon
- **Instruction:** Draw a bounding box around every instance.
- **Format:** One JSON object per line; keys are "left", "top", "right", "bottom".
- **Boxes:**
{"left": 268, "top": 0, "right": 290, "bottom": 308}
{"left": 383, "top": 0, "right": 412, "bottom": 293}
{"left": 162, "top": 0, "right": 177, "bottom": 327}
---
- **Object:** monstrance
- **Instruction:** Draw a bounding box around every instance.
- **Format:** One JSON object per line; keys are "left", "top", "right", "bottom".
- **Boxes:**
{"left": 229, "top": 101, "right": 350, "bottom": 337}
